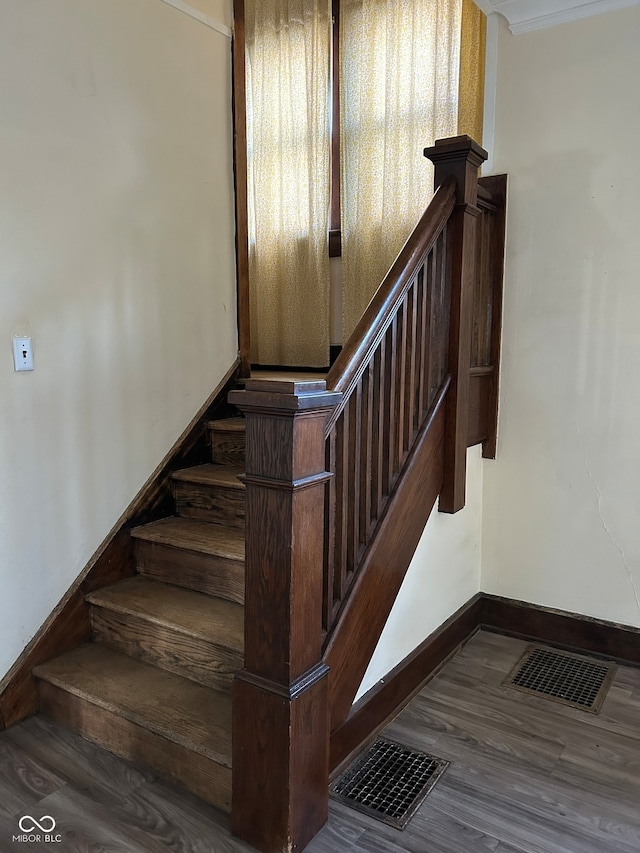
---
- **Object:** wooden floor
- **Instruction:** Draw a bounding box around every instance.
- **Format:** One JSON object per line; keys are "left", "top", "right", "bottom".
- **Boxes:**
{"left": 1, "top": 630, "right": 638, "bottom": 852}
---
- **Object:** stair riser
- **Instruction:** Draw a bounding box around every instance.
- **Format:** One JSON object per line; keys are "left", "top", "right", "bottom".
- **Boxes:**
{"left": 135, "top": 540, "right": 245, "bottom": 605}
{"left": 91, "top": 608, "right": 242, "bottom": 691}
{"left": 173, "top": 481, "right": 245, "bottom": 528}
{"left": 39, "top": 681, "right": 231, "bottom": 811}
{"left": 210, "top": 430, "right": 245, "bottom": 467}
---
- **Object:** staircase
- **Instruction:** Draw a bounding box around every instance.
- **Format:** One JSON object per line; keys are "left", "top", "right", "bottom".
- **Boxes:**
{"left": 33, "top": 418, "right": 248, "bottom": 812}
{"left": 22, "top": 135, "right": 506, "bottom": 853}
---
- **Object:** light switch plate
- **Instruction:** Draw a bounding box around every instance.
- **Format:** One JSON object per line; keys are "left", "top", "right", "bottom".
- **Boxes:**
{"left": 13, "top": 337, "right": 34, "bottom": 371}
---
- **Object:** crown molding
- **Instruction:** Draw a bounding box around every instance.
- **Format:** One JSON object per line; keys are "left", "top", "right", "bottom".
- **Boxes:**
{"left": 475, "top": 0, "right": 640, "bottom": 34}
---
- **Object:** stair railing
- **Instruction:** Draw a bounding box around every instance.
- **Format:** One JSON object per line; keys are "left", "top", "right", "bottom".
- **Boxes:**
{"left": 323, "top": 136, "right": 488, "bottom": 728}
{"left": 230, "top": 135, "right": 497, "bottom": 853}
{"left": 321, "top": 177, "right": 456, "bottom": 638}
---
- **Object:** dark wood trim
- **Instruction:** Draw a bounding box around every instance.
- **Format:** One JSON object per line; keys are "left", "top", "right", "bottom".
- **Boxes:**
{"left": 329, "top": 0, "right": 341, "bottom": 255}
{"left": 328, "top": 591, "right": 640, "bottom": 778}
{"left": 229, "top": 379, "right": 341, "bottom": 853}
{"left": 480, "top": 594, "right": 640, "bottom": 666}
{"left": 329, "top": 345, "right": 342, "bottom": 366}
{"left": 467, "top": 366, "right": 493, "bottom": 447}
{"left": 330, "top": 594, "right": 483, "bottom": 774}
{"left": 328, "top": 228, "right": 342, "bottom": 259}
{"left": 476, "top": 183, "right": 498, "bottom": 213}
{"left": 424, "top": 136, "right": 487, "bottom": 513}
{"left": 478, "top": 174, "right": 507, "bottom": 459}
{"left": 232, "top": 0, "right": 251, "bottom": 378}
{"left": 0, "top": 358, "right": 240, "bottom": 731}
{"left": 324, "top": 379, "right": 448, "bottom": 729}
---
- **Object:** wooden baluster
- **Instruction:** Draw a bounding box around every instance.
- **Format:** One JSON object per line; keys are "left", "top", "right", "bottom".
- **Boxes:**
{"left": 404, "top": 285, "right": 417, "bottom": 451}
{"left": 413, "top": 268, "right": 425, "bottom": 432}
{"left": 323, "top": 433, "right": 336, "bottom": 632}
{"left": 360, "top": 361, "right": 374, "bottom": 545}
{"left": 333, "top": 407, "right": 349, "bottom": 607}
{"left": 395, "top": 298, "right": 407, "bottom": 472}
{"left": 425, "top": 135, "right": 487, "bottom": 513}
{"left": 372, "top": 342, "right": 385, "bottom": 526}
{"left": 422, "top": 247, "right": 435, "bottom": 412}
{"left": 438, "top": 227, "right": 451, "bottom": 389}
{"left": 347, "top": 387, "right": 361, "bottom": 574}
{"left": 385, "top": 317, "right": 397, "bottom": 492}
{"left": 228, "top": 379, "right": 341, "bottom": 853}
{"left": 428, "top": 236, "right": 444, "bottom": 404}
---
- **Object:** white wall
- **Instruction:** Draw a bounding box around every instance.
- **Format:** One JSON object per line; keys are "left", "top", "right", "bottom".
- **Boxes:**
{"left": 0, "top": 0, "right": 238, "bottom": 679}
{"left": 356, "top": 447, "right": 483, "bottom": 700}
{"left": 482, "top": 7, "right": 640, "bottom": 627}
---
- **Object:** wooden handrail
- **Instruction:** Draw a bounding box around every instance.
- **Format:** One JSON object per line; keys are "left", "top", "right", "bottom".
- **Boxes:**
{"left": 325, "top": 176, "right": 457, "bottom": 422}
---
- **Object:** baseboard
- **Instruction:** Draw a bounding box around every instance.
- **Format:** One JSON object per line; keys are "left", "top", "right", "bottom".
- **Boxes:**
{"left": 0, "top": 358, "right": 240, "bottom": 730}
{"left": 330, "top": 591, "right": 640, "bottom": 773}
{"left": 329, "top": 593, "right": 483, "bottom": 774}
{"left": 480, "top": 593, "right": 640, "bottom": 666}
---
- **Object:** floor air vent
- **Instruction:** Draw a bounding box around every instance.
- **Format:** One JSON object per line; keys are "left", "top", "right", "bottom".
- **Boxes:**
{"left": 329, "top": 737, "right": 449, "bottom": 829}
{"left": 505, "top": 645, "right": 616, "bottom": 713}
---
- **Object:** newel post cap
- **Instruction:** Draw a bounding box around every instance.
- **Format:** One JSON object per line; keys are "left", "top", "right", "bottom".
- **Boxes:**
{"left": 424, "top": 134, "right": 488, "bottom": 167}
{"left": 228, "top": 378, "right": 342, "bottom": 414}
{"left": 424, "top": 135, "right": 488, "bottom": 206}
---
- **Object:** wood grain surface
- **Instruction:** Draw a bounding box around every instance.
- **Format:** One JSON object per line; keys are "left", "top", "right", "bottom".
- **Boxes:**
{"left": 88, "top": 578, "right": 244, "bottom": 690}
{"left": 3, "top": 631, "right": 638, "bottom": 852}
{"left": 132, "top": 517, "right": 245, "bottom": 604}
{"left": 209, "top": 418, "right": 246, "bottom": 466}
{"left": 0, "top": 359, "right": 240, "bottom": 730}
{"left": 230, "top": 381, "right": 339, "bottom": 852}
{"left": 32, "top": 644, "right": 233, "bottom": 812}
{"left": 424, "top": 136, "right": 487, "bottom": 513}
{"left": 173, "top": 465, "right": 246, "bottom": 527}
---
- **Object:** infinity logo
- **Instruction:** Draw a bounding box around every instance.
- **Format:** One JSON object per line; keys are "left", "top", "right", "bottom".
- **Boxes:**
{"left": 18, "top": 816, "right": 56, "bottom": 833}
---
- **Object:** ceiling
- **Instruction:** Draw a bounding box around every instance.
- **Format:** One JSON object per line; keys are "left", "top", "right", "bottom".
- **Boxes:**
{"left": 475, "top": 0, "right": 640, "bottom": 33}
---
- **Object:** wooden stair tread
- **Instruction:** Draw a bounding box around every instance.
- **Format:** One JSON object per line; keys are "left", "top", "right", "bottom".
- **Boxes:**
{"left": 207, "top": 418, "right": 245, "bottom": 432}
{"left": 171, "top": 464, "right": 244, "bottom": 489}
{"left": 130, "top": 517, "right": 244, "bottom": 561}
{"left": 86, "top": 578, "right": 244, "bottom": 650}
{"left": 33, "top": 644, "right": 232, "bottom": 766}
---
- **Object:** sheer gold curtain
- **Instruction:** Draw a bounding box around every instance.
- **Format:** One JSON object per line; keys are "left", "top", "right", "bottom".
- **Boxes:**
{"left": 458, "top": 0, "right": 486, "bottom": 143}
{"left": 340, "top": 0, "right": 463, "bottom": 339}
{"left": 245, "top": 1, "right": 331, "bottom": 367}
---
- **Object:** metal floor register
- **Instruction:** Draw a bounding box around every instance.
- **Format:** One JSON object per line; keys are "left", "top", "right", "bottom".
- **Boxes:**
{"left": 330, "top": 737, "right": 449, "bottom": 829}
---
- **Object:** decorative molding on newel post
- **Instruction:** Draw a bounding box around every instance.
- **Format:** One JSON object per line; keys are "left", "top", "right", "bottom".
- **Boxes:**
{"left": 228, "top": 378, "right": 341, "bottom": 853}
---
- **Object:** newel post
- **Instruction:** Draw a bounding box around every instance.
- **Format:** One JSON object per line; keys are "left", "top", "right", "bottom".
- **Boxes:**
{"left": 424, "top": 135, "right": 487, "bottom": 513}
{"left": 228, "top": 378, "right": 341, "bottom": 853}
